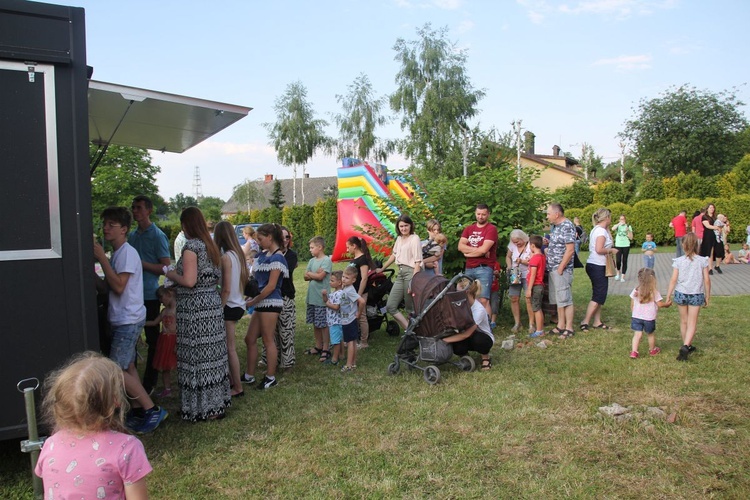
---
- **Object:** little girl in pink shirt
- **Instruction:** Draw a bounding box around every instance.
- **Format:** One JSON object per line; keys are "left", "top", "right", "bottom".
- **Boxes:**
{"left": 629, "top": 268, "right": 671, "bottom": 358}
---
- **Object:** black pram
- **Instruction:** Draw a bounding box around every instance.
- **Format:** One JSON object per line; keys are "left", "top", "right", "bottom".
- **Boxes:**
{"left": 388, "top": 272, "right": 477, "bottom": 384}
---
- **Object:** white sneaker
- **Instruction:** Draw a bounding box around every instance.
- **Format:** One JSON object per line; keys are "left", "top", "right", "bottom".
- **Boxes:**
{"left": 614, "top": 274, "right": 620, "bottom": 281}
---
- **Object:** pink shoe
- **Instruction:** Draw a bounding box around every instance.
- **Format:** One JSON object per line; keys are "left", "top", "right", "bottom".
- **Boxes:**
{"left": 157, "top": 388, "right": 172, "bottom": 398}
{"left": 649, "top": 347, "right": 661, "bottom": 356}
{"left": 630, "top": 351, "right": 639, "bottom": 359}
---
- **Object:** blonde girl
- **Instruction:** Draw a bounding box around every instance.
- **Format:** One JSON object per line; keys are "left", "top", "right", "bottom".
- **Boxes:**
{"left": 35, "top": 352, "right": 152, "bottom": 498}
{"left": 443, "top": 279, "right": 495, "bottom": 371}
{"left": 629, "top": 268, "right": 670, "bottom": 358}
{"left": 666, "top": 232, "right": 711, "bottom": 361}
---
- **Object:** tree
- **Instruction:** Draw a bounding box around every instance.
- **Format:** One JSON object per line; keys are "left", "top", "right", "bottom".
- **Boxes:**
{"left": 90, "top": 145, "right": 160, "bottom": 222}
{"left": 332, "top": 73, "right": 393, "bottom": 162}
{"left": 198, "top": 196, "right": 225, "bottom": 222}
{"left": 232, "top": 180, "right": 263, "bottom": 213}
{"left": 390, "top": 24, "right": 485, "bottom": 177}
{"left": 264, "top": 81, "right": 329, "bottom": 205}
{"left": 269, "top": 179, "right": 285, "bottom": 210}
{"left": 552, "top": 180, "right": 594, "bottom": 209}
{"left": 168, "top": 193, "right": 198, "bottom": 216}
{"left": 621, "top": 85, "right": 748, "bottom": 177}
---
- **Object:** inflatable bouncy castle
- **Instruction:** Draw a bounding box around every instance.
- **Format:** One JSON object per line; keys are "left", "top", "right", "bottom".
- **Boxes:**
{"left": 331, "top": 158, "right": 415, "bottom": 262}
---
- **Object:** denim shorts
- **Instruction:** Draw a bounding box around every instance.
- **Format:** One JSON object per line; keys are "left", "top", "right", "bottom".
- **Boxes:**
{"left": 329, "top": 324, "right": 343, "bottom": 346}
{"left": 673, "top": 290, "right": 705, "bottom": 306}
{"left": 110, "top": 319, "right": 145, "bottom": 369}
{"left": 631, "top": 318, "right": 656, "bottom": 334}
{"left": 342, "top": 321, "right": 359, "bottom": 343}
{"left": 464, "top": 265, "right": 493, "bottom": 299}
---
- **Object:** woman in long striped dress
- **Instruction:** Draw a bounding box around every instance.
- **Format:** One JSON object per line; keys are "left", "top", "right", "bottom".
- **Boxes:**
{"left": 165, "top": 207, "right": 231, "bottom": 421}
{"left": 262, "top": 226, "right": 297, "bottom": 369}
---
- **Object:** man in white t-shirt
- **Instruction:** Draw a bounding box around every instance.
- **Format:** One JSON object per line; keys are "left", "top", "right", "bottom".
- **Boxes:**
{"left": 94, "top": 206, "right": 166, "bottom": 433}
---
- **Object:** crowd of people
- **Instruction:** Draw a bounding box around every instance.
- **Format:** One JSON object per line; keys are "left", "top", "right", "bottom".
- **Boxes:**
{"left": 35, "top": 195, "right": 730, "bottom": 496}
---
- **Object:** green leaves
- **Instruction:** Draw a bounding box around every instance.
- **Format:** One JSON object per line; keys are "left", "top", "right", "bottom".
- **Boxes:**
{"left": 621, "top": 85, "right": 748, "bottom": 177}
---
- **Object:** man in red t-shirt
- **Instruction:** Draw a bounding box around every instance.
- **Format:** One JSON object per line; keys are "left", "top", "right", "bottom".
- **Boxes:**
{"left": 458, "top": 203, "right": 498, "bottom": 316}
{"left": 691, "top": 208, "right": 705, "bottom": 245}
{"left": 669, "top": 210, "right": 688, "bottom": 258}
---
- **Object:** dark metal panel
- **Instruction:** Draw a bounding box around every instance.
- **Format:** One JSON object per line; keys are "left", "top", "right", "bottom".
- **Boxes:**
{"left": 0, "top": 0, "right": 73, "bottom": 63}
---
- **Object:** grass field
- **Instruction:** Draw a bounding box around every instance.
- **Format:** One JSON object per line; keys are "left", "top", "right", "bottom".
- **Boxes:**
{"left": 2, "top": 257, "right": 749, "bottom": 498}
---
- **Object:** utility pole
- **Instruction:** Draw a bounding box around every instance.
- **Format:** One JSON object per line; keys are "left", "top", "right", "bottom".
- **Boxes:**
{"left": 511, "top": 119, "right": 523, "bottom": 182}
{"left": 192, "top": 166, "right": 203, "bottom": 201}
{"left": 619, "top": 141, "right": 626, "bottom": 184}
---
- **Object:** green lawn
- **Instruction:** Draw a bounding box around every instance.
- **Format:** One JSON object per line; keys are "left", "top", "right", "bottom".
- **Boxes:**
{"left": 2, "top": 258, "right": 749, "bottom": 498}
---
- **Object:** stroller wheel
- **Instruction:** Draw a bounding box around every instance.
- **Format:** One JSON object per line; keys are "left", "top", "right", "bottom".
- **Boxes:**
{"left": 459, "top": 356, "right": 476, "bottom": 372}
{"left": 387, "top": 361, "right": 400, "bottom": 375}
{"left": 386, "top": 320, "right": 400, "bottom": 337}
{"left": 423, "top": 365, "right": 441, "bottom": 385}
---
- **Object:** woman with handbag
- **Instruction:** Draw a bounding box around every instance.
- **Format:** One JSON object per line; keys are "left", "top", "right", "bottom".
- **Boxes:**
{"left": 506, "top": 229, "right": 533, "bottom": 333}
{"left": 580, "top": 208, "right": 618, "bottom": 332}
{"left": 611, "top": 214, "right": 634, "bottom": 281}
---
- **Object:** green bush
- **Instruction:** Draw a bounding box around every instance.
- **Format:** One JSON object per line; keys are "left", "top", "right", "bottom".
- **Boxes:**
{"left": 283, "top": 205, "right": 315, "bottom": 260}
{"left": 313, "top": 197, "right": 338, "bottom": 255}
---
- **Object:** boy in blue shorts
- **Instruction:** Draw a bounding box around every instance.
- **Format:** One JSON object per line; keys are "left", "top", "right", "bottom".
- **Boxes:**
{"left": 337, "top": 266, "right": 366, "bottom": 372}
{"left": 304, "top": 236, "right": 333, "bottom": 362}
{"left": 322, "top": 271, "right": 344, "bottom": 365}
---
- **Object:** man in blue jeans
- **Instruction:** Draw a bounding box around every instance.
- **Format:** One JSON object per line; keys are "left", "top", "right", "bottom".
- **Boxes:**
{"left": 458, "top": 204, "right": 498, "bottom": 317}
{"left": 94, "top": 206, "right": 167, "bottom": 434}
{"left": 129, "top": 195, "right": 171, "bottom": 395}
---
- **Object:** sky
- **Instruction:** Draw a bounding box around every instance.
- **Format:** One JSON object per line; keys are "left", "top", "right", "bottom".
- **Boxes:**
{"left": 52, "top": 0, "right": 750, "bottom": 202}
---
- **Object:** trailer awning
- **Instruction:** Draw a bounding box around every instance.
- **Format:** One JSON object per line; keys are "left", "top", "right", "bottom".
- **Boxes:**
{"left": 88, "top": 80, "right": 252, "bottom": 154}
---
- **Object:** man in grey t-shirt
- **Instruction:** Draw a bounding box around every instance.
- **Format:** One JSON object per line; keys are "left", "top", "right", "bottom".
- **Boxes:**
{"left": 546, "top": 203, "right": 576, "bottom": 337}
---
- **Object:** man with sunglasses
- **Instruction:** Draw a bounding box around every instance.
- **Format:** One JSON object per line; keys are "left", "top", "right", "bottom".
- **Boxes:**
{"left": 129, "top": 195, "right": 171, "bottom": 395}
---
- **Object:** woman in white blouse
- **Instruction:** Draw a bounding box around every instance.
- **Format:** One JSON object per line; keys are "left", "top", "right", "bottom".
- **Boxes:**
{"left": 376, "top": 215, "right": 422, "bottom": 330}
{"left": 580, "top": 208, "right": 618, "bottom": 331}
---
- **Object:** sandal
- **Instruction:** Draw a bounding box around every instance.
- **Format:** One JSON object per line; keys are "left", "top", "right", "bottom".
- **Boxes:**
{"left": 579, "top": 324, "right": 590, "bottom": 332}
{"left": 304, "top": 347, "right": 323, "bottom": 355}
{"left": 548, "top": 327, "right": 564, "bottom": 336}
{"left": 593, "top": 323, "right": 612, "bottom": 330}
{"left": 318, "top": 350, "right": 331, "bottom": 362}
{"left": 480, "top": 359, "right": 492, "bottom": 371}
{"left": 559, "top": 329, "right": 575, "bottom": 339}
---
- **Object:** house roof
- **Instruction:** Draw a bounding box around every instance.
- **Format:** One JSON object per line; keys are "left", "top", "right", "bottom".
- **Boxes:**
{"left": 521, "top": 153, "right": 584, "bottom": 178}
{"left": 222, "top": 175, "right": 339, "bottom": 214}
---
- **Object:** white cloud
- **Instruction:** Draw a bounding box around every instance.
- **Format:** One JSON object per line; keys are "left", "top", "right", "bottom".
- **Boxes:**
{"left": 593, "top": 54, "right": 652, "bottom": 71}
{"left": 394, "top": 0, "right": 463, "bottom": 9}
{"left": 518, "top": 0, "right": 677, "bottom": 22}
{"left": 456, "top": 19, "right": 475, "bottom": 34}
{"left": 664, "top": 37, "right": 702, "bottom": 55}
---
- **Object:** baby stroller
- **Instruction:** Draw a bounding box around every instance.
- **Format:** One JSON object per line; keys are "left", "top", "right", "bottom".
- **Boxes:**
{"left": 387, "top": 272, "right": 477, "bottom": 384}
{"left": 364, "top": 268, "right": 401, "bottom": 337}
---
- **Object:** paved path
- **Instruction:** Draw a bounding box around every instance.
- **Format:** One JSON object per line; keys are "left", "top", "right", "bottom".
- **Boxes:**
{"left": 603, "top": 252, "right": 750, "bottom": 296}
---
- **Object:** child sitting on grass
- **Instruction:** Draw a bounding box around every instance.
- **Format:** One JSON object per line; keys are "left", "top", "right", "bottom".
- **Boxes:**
{"left": 322, "top": 271, "right": 344, "bottom": 366}
{"left": 629, "top": 268, "right": 670, "bottom": 358}
{"left": 144, "top": 286, "right": 177, "bottom": 398}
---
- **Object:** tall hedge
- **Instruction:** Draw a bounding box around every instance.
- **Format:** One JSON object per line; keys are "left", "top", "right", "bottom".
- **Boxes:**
{"left": 314, "top": 197, "right": 338, "bottom": 255}
{"left": 566, "top": 195, "right": 750, "bottom": 246}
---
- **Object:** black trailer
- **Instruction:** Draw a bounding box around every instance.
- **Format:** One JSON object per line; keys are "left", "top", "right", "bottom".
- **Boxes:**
{"left": 0, "top": 0, "right": 251, "bottom": 440}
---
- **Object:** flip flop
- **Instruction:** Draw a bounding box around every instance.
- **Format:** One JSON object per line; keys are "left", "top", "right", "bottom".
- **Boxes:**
{"left": 559, "top": 329, "right": 575, "bottom": 339}
{"left": 304, "top": 347, "right": 323, "bottom": 355}
{"left": 593, "top": 323, "right": 612, "bottom": 330}
{"left": 548, "top": 327, "right": 564, "bottom": 336}
{"left": 579, "top": 324, "right": 590, "bottom": 332}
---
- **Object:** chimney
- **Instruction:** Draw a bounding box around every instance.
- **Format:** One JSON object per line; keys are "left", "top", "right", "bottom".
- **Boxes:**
{"left": 552, "top": 145, "right": 561, "bottom": 156}
{"left": 304, "top": 173, "right": 310, "bottom": 179}
{"left": 264, "top": 174, "right": 273, "bottom": 183}
{"left": 523, "top": 131, "right": 535, "bottom": 154}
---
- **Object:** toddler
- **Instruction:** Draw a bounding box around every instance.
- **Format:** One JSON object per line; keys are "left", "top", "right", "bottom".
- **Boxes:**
{"left": 629, "top": 268, "right": 669, "bottom": 358}
{"left": 738, "top": 243, "right": 750, "bottom": 264}
{"left": 144, "top": 286, "right": 177, "bottom": 397}
{"left": 35, "top": 352, "right": 152, "bottom": 498}
{"left": 666, "top": 232, "right": 711, "bottom": 361}
{"left": 322, "top": 271, "right": 344, "bottom": 365}
{"left": 336, "top": 266, "right": 366, "bottom": 372}
{"left": 641, "top": 233, "right": 657, "bottom": 269}
{"left": 526, "top": 235, "right": 547, "bottom": 338}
